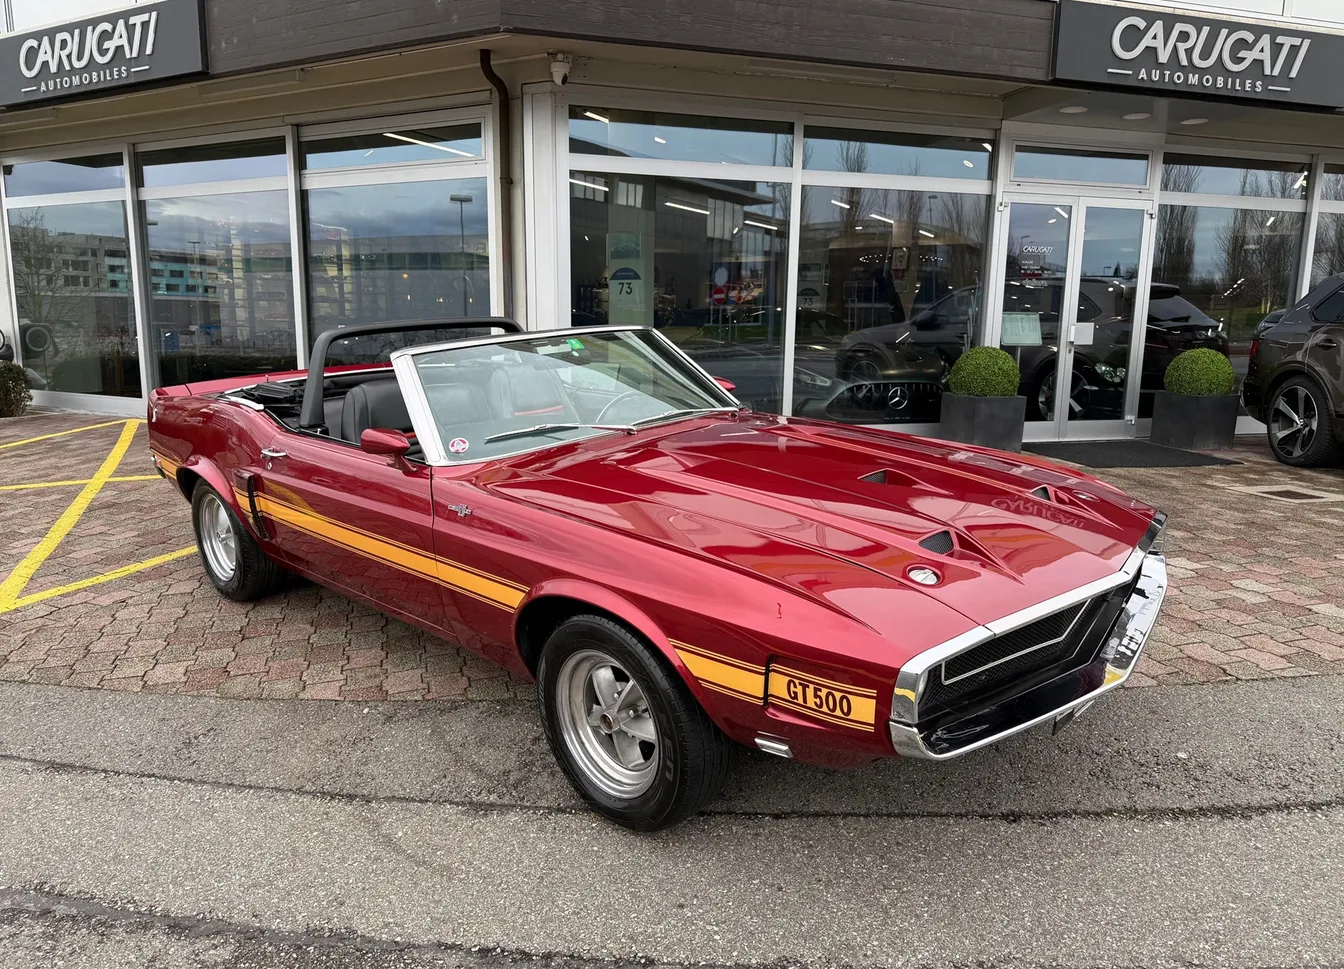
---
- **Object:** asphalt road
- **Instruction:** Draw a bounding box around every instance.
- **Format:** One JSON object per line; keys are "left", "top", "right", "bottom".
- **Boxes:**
{"left": 1, "top": 678, "right": 1343, "bottom": 968}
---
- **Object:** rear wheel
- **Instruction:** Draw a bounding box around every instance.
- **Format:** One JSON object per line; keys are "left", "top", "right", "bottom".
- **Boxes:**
{"left": 191, "top": 482, "right": 287, "bottom": 601}
{"left": 1267, "top": 375, "right": 1341, "bottom": 467}
{"left": 537, "top": 615, "right": 733, "bottom": 830}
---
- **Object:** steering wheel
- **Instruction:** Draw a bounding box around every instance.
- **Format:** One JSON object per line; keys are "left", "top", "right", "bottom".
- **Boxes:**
{"left": 596, "top": 391, "right": 651, "bottom": 425}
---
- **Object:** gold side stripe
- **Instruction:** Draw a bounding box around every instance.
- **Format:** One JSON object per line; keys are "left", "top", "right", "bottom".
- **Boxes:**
{"left": 670, "top": 639, "right": 766, "bottom": 674}
{"left": 239, "top": 491, "right": 523, "bottom": 610}
{"left": 259, "top": 491, "right": 526, "bottom": 588}
{"left": 771, "top": 663, "right": 877, "bottom": 697}
{"left": 699, "top": 680, "right": 764, "bottom": 705}
{"left": 768, "top": 694, "right": 875, "bottom": 732}
{"left": 675, "top": 646, "right": 766, "bottom": 702}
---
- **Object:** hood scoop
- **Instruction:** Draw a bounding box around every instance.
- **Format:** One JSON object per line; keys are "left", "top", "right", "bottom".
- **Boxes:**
{"left": 1031, "top": 485, "right": 1052, "bottom": 501}
{"left": 858, "top": 468, "right": 920, "bottom": 488}
{"left": 918, "top": 529, "right": 955, "bottom": 555}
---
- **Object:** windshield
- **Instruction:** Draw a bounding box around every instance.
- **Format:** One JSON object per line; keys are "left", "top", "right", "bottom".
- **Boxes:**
{"left": 1147, "top": 295, "right": 1218, "bottom": 326}
{"left": 407, "top": 329, "right": 737, "bottom": 462}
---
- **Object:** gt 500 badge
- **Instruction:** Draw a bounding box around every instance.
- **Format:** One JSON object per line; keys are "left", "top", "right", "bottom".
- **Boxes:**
{"left": 768, "top": 665, "right": 877, "bottom": 732}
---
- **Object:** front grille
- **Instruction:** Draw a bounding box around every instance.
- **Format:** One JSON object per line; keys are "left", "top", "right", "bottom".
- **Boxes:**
{"left": 922, "top": 597, "right": 1105, "bottom": 713}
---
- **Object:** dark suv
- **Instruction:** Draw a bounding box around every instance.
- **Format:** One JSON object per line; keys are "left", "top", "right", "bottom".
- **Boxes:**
{"left": 1244, "top": 273, "right": 1344, "bottom": 466}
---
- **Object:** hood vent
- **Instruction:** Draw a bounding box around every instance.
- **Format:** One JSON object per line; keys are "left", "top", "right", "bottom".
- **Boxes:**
{"left": 1031, "top": 485, "right": 1052, "bottom": 501}
{"left": 918, "top": 529, "right": 955, "bottom": 555}
{"left": 859, "top": 468, "right": 920, "bottom": 488}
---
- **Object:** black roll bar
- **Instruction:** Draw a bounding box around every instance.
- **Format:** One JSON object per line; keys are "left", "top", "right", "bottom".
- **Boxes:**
{"left": 299, "top": 317, "right": 522, "bottom": 430}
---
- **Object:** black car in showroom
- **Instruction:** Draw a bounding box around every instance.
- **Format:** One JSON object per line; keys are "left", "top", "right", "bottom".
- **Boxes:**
{"left": 1244, "top": 273, "right": 1344, "bottom": 467}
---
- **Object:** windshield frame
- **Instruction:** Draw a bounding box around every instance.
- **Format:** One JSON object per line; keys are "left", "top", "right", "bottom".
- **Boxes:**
{"left": 389, "top": 325, "right": 742, "bottom": 465}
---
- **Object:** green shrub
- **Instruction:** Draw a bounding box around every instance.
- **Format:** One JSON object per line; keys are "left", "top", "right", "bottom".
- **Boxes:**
{"left": 0, "top": 361, "right": 31, "bottom": 417}
{"left": 948, "top": 346, "right": 1021, "bottom": 397}
{"left": 1164, "top": 348, "right": 1235, "bottom": 396}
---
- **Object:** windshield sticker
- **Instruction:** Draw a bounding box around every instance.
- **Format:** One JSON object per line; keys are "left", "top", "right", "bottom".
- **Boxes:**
{"left": 448, "top": 437, "right": 470, "bottom": 454}
{"left": 566, "top": 338, "right": 585, "bottom": 351}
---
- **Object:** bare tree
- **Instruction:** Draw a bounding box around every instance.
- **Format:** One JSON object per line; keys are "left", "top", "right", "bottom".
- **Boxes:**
{"left": 9, "top": 209, "right": 81, "bottom": 328}
{"left": 1155, "top": 164, "right": 1201, "bottom": 286}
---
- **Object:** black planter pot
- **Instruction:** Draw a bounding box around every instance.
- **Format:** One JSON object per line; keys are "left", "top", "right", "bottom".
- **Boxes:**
{"left": 938, "top": 393, "right": 1026, "bottom": 453}
{"left": 1150, "top": 391, "right": 1239, "bottom": 450}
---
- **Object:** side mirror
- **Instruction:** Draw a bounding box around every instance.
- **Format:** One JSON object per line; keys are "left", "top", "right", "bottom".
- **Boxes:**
{"left": 360, "top": 427, "right": 413, "bottom": 470}
{"left": 712, "top": 376, "right": 737, "bottom": 393}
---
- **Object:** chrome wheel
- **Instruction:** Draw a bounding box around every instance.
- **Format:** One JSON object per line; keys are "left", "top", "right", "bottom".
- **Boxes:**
{"left": 198, "top": 492, "right": 238, "bottom": 582}
{"left": 1270, "top": 384, "right": 1320, "bottom": 459}
{"left": 555, "top": 648, "right": 659, "bottom": 798}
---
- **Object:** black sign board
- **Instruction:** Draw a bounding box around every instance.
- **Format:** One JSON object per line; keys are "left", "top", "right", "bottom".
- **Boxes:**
{"left": 1054, "top": 0, "right": 1344, "bottom": 110}
{"left": 0, "top": 0, "right": 206, "bottom": 109}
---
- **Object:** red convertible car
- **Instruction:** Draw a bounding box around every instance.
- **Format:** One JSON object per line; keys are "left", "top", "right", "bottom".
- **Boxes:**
{"left": 148, "top": 319, "right": 1168, "bottom": 829}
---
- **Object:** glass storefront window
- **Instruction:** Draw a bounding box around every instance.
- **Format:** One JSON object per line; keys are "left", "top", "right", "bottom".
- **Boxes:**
{"left": 1320, "top": 164, "right": 1344, "bottom": 203}
{"left": 305, "top": 178, "right": 491, "bottom": 342}
{"left": 793, "top": 187, "right": 990, "bottom": 424}
{"left": 7, "top": 200, "right": 138, "bottom": 397}
{"left": 301, "top": 124, "right": 483, "bottom": 170}
{"left": 1013, "top": 147, "right": 1149, "bottom": 186}
{"left": 1161, "top": 154, "right": 1309, "bottom": 199}
{"left": 1311, "top": 212, "right": 1344, "bottom": 288}
{"left": 144, "top": 192, "right": 296, "bottom": 386}
{"left": 569, "top": 170, "right": 791, "bottom": 412}
{"left": 1154, "top": 204, "right": 1302, "bottom": 414}
{"left": 803, "top": 128, "right": 992, "bottom": 180}
{"left": 139, "top": 139, "right": 288, "bottom": 189}
{"left": 569, "top": 107, "right": 791, "bottom": 167}
{"left": 4, "top": 154, "right": 125, "bottom": 197}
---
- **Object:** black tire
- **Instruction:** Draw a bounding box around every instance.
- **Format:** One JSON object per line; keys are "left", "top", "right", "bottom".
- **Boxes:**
{"left": 1267, "top": 375, "right": 1342, "bottom": 467}
{"left": 190, "top": 481, "right": 287, "bottom": 602}
{"left": 537, "top": 615, "right": 733, "bottom": 830}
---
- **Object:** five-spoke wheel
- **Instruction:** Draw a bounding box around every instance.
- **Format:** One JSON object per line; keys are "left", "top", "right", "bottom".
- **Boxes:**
{"left": 538, "top": 615, "right": 732, "bottom": 830}
{"left": 1267, "top": 376, "right": 1339, "bottom": 467}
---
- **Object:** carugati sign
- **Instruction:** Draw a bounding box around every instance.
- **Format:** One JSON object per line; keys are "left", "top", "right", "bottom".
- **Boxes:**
{"left": 1054, "top": 0, "right": 1344, "bottom": 110}
{"left": 0, "top": 0, "right": 206, "bottom": 109}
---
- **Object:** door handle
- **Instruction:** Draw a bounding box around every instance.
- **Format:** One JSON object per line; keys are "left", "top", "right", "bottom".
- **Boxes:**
{"left": 260, "top": 447, "right": 287, "bottom": 459}
{"left": 1318, "top": 338, "right": 1339, "bottom": 350}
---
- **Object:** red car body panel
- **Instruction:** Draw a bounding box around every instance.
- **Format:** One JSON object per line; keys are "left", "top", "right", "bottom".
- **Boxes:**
{"left": 149, "top": 378, "right": 1156, "bottom": 769}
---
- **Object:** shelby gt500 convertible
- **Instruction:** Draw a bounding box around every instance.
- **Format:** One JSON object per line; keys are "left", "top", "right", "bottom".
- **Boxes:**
{"left": 148, "top": 319, "right": 1168, "bottom": 829}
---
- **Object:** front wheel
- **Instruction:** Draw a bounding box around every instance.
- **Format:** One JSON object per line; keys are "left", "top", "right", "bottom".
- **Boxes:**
{"left": 191, "top": 482, "right": 287, "bottom": 601}
{"left": 537, "top": 615, "right": 733, "bottom": 830}
{"left": 1267, "top": 376, "right": 1341, "bottom": 467}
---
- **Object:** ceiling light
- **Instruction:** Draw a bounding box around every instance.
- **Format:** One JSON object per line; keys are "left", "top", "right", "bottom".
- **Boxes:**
{"left": 1266, "top": 215, "right": 1276, "bottom": 227}
{"left": 654, "top": 136, "right": 667, "bottom": 144}
{"left": 830, "top": 198, "right": 851, "bottom": 209}
{"left": 569, "top": 177, "right": 609, "bottom": 191}
{"left": 1054, "top": 207, "right": 1070, "bottom": 219}
{"left": 382, "top": 132, "right": 474, "bottom": 157}
{"left": 583, "top": 110, "right": 610, "bottom": 123}
{"left": 743, "top": 219, "right": 778, "bottom": 231}
{"left": 1048, "top": 218, "right": 1057, "bottom": 224}
{"left": 1059, "top": 106, "right": 1089, "bottom": 115}
{"left": 918, "top": 229, "right": 936, "bottom": 238}
{"left": 869, "top": 213, "right": 895, "bottom": 224}
{"left": 962, "top": 159, "right": 975, "bottom": 168}
{"left": 1295, "top": 173, "right": 1308, "bottom": 189}
{"left": 665, "top": 200, "right": 710, "bottom": 215}
{"left": 1122, "top": 112, "right": 1152, "bottom": 121}
{"left": 1180, "top": 117, "right": 1209, "bottom": 125}
{"left": 981, "top": 142, "right": 994, "bottom": 152}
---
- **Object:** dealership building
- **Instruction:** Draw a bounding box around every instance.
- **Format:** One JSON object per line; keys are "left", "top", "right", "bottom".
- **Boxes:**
{"left": 1, "top": 0, "right": 1343, "bottom": 442}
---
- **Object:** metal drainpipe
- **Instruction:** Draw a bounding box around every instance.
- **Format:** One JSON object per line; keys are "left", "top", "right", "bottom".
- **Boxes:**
{"left": 480, "top": 49, "right": 515, "bottom": 321}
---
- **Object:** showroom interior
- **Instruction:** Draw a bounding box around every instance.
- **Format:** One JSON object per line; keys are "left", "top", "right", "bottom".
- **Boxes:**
{"left": 3, "top": 0, "right": 1344, "bottom": 443}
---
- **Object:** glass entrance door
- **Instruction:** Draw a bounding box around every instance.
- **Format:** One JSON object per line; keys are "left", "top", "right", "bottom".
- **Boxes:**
{"left": 994, "top": 196, "right": 1153, "bottom": 440}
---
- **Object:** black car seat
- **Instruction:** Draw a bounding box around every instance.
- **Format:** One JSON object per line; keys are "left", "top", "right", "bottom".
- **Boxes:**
{"left": 339, "top": 378, "right": 413, "bottom": 442}
{"left": 488, "top": 362, "right": 579, "bottom": 422}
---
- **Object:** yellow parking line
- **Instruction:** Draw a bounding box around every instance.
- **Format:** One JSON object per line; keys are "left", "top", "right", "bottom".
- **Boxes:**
{"left": 0, "top": 474, "right": 160, "bottom": 492}
{"left": 0, "top": 420, "right": 141, "bottom": 610}
{"left": 0, "top": 419, "right": 131, "bottom": 450}
{"left": 0, "top": 547, "right": 196, "bottom": 614}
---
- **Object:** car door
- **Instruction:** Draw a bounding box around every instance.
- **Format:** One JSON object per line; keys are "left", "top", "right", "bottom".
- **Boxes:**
{"left": 1304, "top": 285, "right": 1344, "bottom": 395}
{"left": 251, "top": 416, "right": 454, "bottom": 636}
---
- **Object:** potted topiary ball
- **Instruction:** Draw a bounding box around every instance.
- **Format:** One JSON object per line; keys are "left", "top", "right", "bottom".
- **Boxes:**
{"left": 1151, "top": 348, "right": 1238, "bottom": 450}
{"left": 0, "top": 360, "right": 31, "bottom": 418}
{"left": 939, "top": 346, "right": 1026, "bottom": 452}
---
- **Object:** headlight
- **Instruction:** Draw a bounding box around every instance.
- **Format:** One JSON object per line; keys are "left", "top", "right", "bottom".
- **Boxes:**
{"left": 797, "top": 370, "right": 833, "bottom": 390}
{"left": 1094, "top": 363, "right": 1127, "bottom": 384}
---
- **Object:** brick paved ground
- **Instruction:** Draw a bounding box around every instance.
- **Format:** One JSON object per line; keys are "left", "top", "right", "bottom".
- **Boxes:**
{"left": 1, "top": 408, "right": 1343, "bottom": 699}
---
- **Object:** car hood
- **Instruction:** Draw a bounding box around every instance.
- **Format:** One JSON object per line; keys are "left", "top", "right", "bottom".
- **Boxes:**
{"left": 483, "top": 415, "right": 1155, "bottom": 633}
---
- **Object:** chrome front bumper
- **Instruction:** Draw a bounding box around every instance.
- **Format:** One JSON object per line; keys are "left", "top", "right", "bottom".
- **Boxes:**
{"left": 889, "top": 548, "right": 1169, "bottom": 761}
